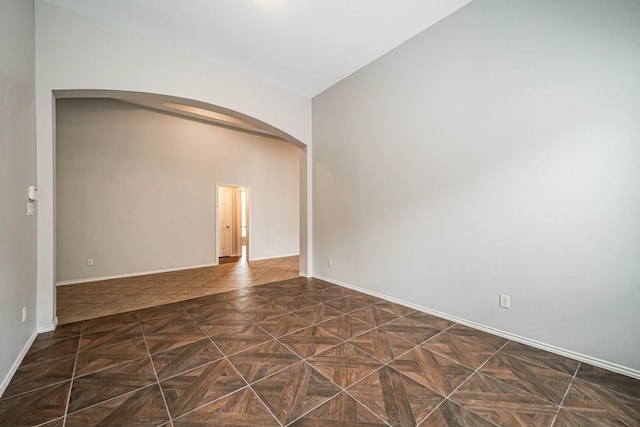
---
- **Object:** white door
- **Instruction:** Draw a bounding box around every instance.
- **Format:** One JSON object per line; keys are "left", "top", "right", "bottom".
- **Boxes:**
{"left": 218, "top": 187, "right": 232, "bottom": 257}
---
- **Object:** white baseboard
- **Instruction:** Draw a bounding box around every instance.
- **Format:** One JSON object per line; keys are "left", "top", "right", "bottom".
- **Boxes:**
{"left": 56, "top": 263, "right": 219, "bottom": 286}
{"left": 0, "top": 330, "right": 38, "bottom": 398}
{"left": 314, "top": 274, "right": 640, "bottom": 381}
{"left": 57, "top": 255, "right": 302, "bottom": 286}
{"left": 250, "top": 253, "right": 300, "bottom": 262}
{"left": 37, "top": 317, "right": 58, "bottom": 333}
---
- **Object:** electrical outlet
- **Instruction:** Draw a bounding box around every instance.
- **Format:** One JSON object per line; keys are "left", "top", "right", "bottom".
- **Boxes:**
{"left": 27, "top": 202, "right": 34, "bottom": 216}
{"left": 22, "top": 306, "right": 27, "bottom": 322}
{"left": 499, "top": 294, "right": 511, "bottom": 309}
{"left": 87, "top": 258, "right": 94, "bottom": 266}
{"left": 328, "top": 257, "right": 333, "bottom": 267}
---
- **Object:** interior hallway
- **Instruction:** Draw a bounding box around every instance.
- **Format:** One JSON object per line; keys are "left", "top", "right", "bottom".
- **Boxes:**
{"left": 57, "top": 255, "right": 299, "bottom": 324}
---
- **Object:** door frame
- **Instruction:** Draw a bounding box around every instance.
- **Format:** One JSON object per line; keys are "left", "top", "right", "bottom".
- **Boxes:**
{"left": 215, "top": 183, "right": 251, "bottom": 263}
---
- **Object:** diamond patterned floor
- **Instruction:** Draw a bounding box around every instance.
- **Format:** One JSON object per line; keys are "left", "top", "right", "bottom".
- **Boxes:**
{"left": 2, "top": 276, "right": 639, "bottom": 426}
{"left": 57, "top": 255, "right": 300, "bottom": 324}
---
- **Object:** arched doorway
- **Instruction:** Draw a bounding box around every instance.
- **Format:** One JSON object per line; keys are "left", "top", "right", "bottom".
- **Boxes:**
{"left": 43, "top": 90, "right": 311, "bottom": 327}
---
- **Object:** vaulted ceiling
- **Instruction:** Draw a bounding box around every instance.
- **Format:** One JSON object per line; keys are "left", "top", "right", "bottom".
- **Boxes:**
{"left": 43, "top": 0, "right": 473, "bottom": 97}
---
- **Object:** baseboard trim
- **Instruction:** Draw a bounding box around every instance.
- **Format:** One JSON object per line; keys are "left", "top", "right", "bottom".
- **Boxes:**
{"left": 0, "top": 330, "right": 38, "bottom": 398}
{"left": 313, "top": 274, "right": 640, "bottom": 380}
{"left": 36, "top": 317, "right": 58, "bottom": 334}
{"left": 250, "top": 253, "right": 299, "bottom": 262}
{"left": 56, "top": 263, "right": 219, "bottom": 286}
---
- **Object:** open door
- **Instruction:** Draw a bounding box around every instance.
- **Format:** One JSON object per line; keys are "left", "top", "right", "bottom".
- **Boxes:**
{"left": 218, "top": 186, "right": 232, "bottom": 257}
{"left": 218, "top": 185, "right": 250, "bottom": 261}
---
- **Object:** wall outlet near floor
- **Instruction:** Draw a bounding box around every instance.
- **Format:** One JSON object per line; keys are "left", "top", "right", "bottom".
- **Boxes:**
{"left": 87, "top": 258, "right": 94, "bottom": 266}
{"left": 22, "top": 306, "right": 27, "bottom": 322}
{"left": 499, "top": 294, "right": 511, "bottom": 309}
{"left": 328, "top": 257, "right": 333, "bottom": 267}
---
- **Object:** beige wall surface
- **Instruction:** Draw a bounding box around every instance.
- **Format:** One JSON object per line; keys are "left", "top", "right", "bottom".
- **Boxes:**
{"left": 56, "top": 99, "right": 299, "bottom": 282}
{"left": 313, "top": 0, "right": 640, "bottom": 372}
{"left": 0, "top": 0, "right": 38, "bottom": 393}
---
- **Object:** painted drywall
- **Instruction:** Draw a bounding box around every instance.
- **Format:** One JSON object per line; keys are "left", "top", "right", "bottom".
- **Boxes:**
{"left": 56, "top": 98, "right": 299, "bottom": 283}
{"left": 35, "top": 0, "right": 312, "bottom": 327}
{"left": 0, "top": 0, "right": 38, "bottom": 394}
{"left": 313, "top": 0, "right": 640, "bottom": 371}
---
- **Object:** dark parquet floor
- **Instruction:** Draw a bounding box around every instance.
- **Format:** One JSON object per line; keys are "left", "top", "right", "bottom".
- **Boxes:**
{"left": 1, "top": 277, "right": 639, "bottom": 426}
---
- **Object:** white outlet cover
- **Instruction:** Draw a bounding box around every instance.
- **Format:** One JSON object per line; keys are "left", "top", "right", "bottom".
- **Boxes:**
{"left": 499, "top": 294, "right": 511, "bottom": 309}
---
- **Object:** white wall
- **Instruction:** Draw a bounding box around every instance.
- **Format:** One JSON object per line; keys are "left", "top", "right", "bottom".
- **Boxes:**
{"left": 35, "top": 1, "right": 312, "bottom": 327}
{"left": 56, "top": 99, "right": 299, "bottom": 283}
{"left": 0, "top": 0, "right": 38, "bottom": 394}
{"left": 313, "top": 0, "right": 640, "bottom": 372}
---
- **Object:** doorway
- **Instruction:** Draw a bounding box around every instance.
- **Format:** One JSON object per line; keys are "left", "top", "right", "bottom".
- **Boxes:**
{"left": 217, "top": 185, "right": 250, "bottom": 263}
{"left": 42, "top": 90, "right": 309, "bottom": 331}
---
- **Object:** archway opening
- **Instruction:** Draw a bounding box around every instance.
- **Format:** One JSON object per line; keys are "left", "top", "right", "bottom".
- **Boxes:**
{"left": 51, "top": 90, "right": 310, "bottom": 324}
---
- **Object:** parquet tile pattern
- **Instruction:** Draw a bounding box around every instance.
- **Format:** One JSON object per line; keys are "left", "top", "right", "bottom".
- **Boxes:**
{"left": 348, "top": 366, "right": 443, "bottom": 425}
{"left": 172, "top": 387, "right": 279, "bottom": 427}
{"left": 228, "top": 340, "right": 301, "bottom": 383}
{"left": 347, "top": 328, "right": 415, "bottom": 363}
{"left": 420, "top": 331, "right": 495, "bottom": 370}
{"left": 502, "top": 341, "right": 580, "bottom": 376}
{"left": 450, "top": 372, "right": 558, "bottom": 426}
{"left": 2, "top": 276, "right": 639, "bottom": 426}
{"left": 291, "top": 392, "right": 387, "bottom": 426}
{"left": 561, "top": 378, "right": 640, "bottom": 425}
{"left": 65, "top": 384, "right": 169, "bottom": 427}
{"left": 57, "top": 255, "right": 300, "bottom": 324}
{"left": 316, "top": 314, "right": 375, "bottom": 340}
{"left": 292, "top": 303, "right": 342, "bottom": 324}
{"left": 307, "top": 342, "right": 383, "bottom": 388}
{"left": 252, "top": 362, "right": 341, "bottom": 425}
{"left": 478, "top": 352, "right": 573, "bottom": 404}
{"left": 350, "top": 304, "right": 402, "bottom": 327}
{"left": 390, "top": 346, "right": 474, "bottom": 396}
{"left": 418, "top": 400, "right": 495, "bottom": 426}
{"left": 379, "top": 316, "right": 442, "bottom": 345}
{"left": 151, "top": 338, "right": 224, "bottom": 381}
{"left": 257, "top": 313, "right": 311, "bottom": 338}
{"left": 279, "top": 325, "right": 343, "bottom": 358}
{"left": 161, "top": 359, "right": 247, "bottom": 418}
{"left": 67, "top": 357, "right": 157, "bottom": 413}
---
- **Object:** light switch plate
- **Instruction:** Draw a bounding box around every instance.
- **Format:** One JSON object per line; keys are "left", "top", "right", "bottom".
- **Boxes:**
{"left": 28, "top": 185, "right": 38, "bottom": 201}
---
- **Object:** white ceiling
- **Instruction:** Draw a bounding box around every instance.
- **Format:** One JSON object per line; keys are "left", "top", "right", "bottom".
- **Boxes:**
{"left": 43, "top": 0, "right": 473, "bottom": 97}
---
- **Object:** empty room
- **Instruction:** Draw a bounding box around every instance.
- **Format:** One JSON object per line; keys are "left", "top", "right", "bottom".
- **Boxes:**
{"left": 54, "top": 97, "right": 301, "bottom": 324}
{"left": 1, "top": 0, "right": 638, "bottom": 426}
